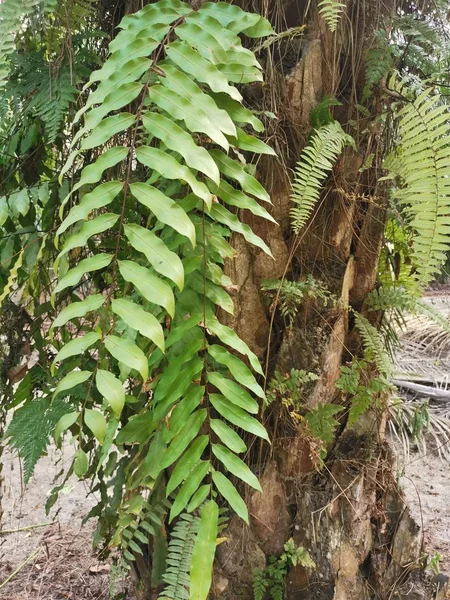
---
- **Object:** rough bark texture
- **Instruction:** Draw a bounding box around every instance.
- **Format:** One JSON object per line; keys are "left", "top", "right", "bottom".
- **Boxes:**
{"left": 212, "top": 1, "right": 434, "bottom": 598}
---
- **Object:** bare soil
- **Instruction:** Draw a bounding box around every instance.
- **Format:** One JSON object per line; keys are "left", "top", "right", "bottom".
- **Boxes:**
{"left": 0, "top": 444, "right": 134, "bottom": 600}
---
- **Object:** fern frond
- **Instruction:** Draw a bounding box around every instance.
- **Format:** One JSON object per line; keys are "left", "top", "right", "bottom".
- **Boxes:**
{"left": 290, "top": 121, "right": 354, "bottom": 233}
{"left": 6, "top": 396, "right": 73, "bottom": 482}
{"left": 159, "top": 513, "right": 200, "bottom": 600}
{"left": 353, "top": 312, "right": 392, "bottom": 377}
{"left": 0, "top": 0, "right": 40, "bottom": 88}
{"left": 384, "top": 78, "right": 450, "bottom": 285}
{"left": 318, "top": 0, "right": 346, "bottom": 33}
{"left": 363, "top": 31, "right": 393, "bottom": 100}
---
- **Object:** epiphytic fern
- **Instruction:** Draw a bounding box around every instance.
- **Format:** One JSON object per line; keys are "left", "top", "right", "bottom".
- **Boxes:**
{"left": 383, "top": 77, "right": 450, "bottom": 285}
{"left": 159, "top": 513, "right": 200, "bottom": 600}
{"left": 353, "top": 312, "right": 392, "bottom": 377}
{"left": 290, "top": 121, "right": 354, "bottom": 233}
{"left": 261, "top": 276, "right": 335, "bottom": 326}
{"left": 363, "top": 30, "right": 393, "bottom": 100}
{"left": 318, "top": 0, "right": 345, "bottom": 33}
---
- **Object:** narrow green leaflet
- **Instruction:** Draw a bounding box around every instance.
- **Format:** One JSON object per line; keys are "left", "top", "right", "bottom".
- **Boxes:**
{"left": 111, "top": 298, "right": 165, "bottom": 352}
{"left": 213, "top": 180, "right": 276, "bottom": 223}
{"left": 105, "top": 335, "right": 149, "bottom": 383}
{"left": 129, "top": 182, "right": 196, "bottom": 246}
{"left": 210, "top": 419, "right": 247, "bottom": 454}
{"left": 84, "top": 82, "right": 143, "bottom": 130}
{"left": 74, "top": 449, "right": 89, "bottom": 478}
{"left": 210, "top": 92, "right": 264, "bottom": 132}
{"left": 212, "top": 470, "right": 248, "bottom": 523}
{"left": 159, "top": 63, "right": 236, "bottom": 137}
{"left": 149, "top": 84, "right": 230, "bottom": 150}
{"left": 209, "top": 149, "right": 270, "bottom": 202}
{"left": 57, "top": 182, "right": 122, "bottom": 233}
{"left": 54, "top": 254, "right": 113, "bottom": 294}
{"left": 0, "top": 196, "right": 9, "bottom": 226}
{"left": 166, "top": 435, "right": 209, "bottom": 496}
{"left": 161, "top": 409, "right": 207, "bottom": 472}
{"left": 53, "top": 332, "right": 100, "bottom": 371}
{"left": 58, "top": 214, "right": 119, "bottom": 262}
{"left": 169, "top": 461, "right": 210, "bottom": 523}
{"left": 210, "top": 203, "right": 272, "bottom": 256}
{"left": 136, "top": 146, "right": 212, "bottom": 207}
{"left": 54, "top": 371, "right": 92, "bottom": 398}
{"left": 84, "top": 409, "right": 107, "bottom": 444}
{"left": 198, "top": 2, "right": 274, "bottom": 38}
{"left": 166, "top": 41, "right": 242, "bottom": 102}
{"left": 54, "top": 412, "right": 80, "bottom": 442}
{"left": 209, "top": 394, "right": 269, "bottom": 441}
{"left": 118, "top": 260, "right": 175, "bottom": 317}
{"left": 187, "top": 484, "right": 211, "bottom": 513}
{"left": 206, "top": 318, "right": 264, "bottom": 375}
{"left": 96, "top": 370, "right": 125, "bottom": 416}
{"left": 207, "top": 345, "right": 265, "bottom": 399}
{"left": 80, "top": 113, "right": 135, "bottom": 150}
{"left": 229, "top": 128, "right": 275, "bottom": 155}
{"left": 190, "top": 500, "right": 218, "bottom": 600}
{"left": 212, "top": 444, "right": 261, "bottom": 491}
{"left": 52, "top": 294, "right": 105, "bottom": 329}
{"left": 208, "top": 371, "right": 259, "bottom": 413}
{"left": 124, "top": 223, "right": 184, "bottom": 290}
{"left": 165, "top": 386, "right": 205, "bottom": 440}
{"left": 142, "top": 112, "right": 220, "bottom": 184}
{"left": 175, "top": 21, "right": 228, "bottom": 64}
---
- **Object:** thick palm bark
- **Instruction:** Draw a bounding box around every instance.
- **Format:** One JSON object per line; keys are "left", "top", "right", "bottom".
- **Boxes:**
{"left": 211, "top": 1, "right": 434, "bottom": 598}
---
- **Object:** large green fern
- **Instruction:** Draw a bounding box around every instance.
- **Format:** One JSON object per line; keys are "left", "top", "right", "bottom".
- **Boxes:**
{"left": 384, "top": 77, "right": 450, "bottom": 285}
{"left": 290, "top": 121, "right": 354, "bottom": 233}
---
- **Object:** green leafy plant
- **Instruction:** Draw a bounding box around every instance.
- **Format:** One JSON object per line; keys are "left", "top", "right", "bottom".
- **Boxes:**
{"left": 2, "top": 3, "right": 276, "bottom": 598}
{"left": 266, "top": 368, "right": 319, "bottom": 410}
{"left": 253, "top": 538, "right": 315, "bottom": 600}
{"left": 336, "top": 355, "right": 391, "bottom": 427}
{"left": 290, "top": 121, "right": 354, "bottom": 234}
{"left": 261, "top": 276, "right": 336, "bottom": 326}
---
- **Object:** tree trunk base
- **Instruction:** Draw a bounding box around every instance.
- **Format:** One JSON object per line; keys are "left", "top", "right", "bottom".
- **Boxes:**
{"left": 213, "top": 433, "right": 439, "bottom": 600}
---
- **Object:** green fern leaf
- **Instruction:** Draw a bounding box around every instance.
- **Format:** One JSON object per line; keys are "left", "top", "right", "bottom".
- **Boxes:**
{"left": 318, "top": 0, "right": 346, "bottom": 33}
{"left": 159, "top": 513, "right": 200, "bottom": 600}
{"left": 290, "top": 121, "right": 354, "bottom": 233}
{"left": 6, "top": 396, "right": 74, "bottom": 482}
{"left": 384, "top": 78, "right": 450, "bottom": 285}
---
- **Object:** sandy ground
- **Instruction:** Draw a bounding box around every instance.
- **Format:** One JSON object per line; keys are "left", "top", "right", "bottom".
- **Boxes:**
{"left": 0, "top": 444, "right": 133, "bottom": 600}
{"left": 398, "top": 443, "right": 450, "bottom": 576}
